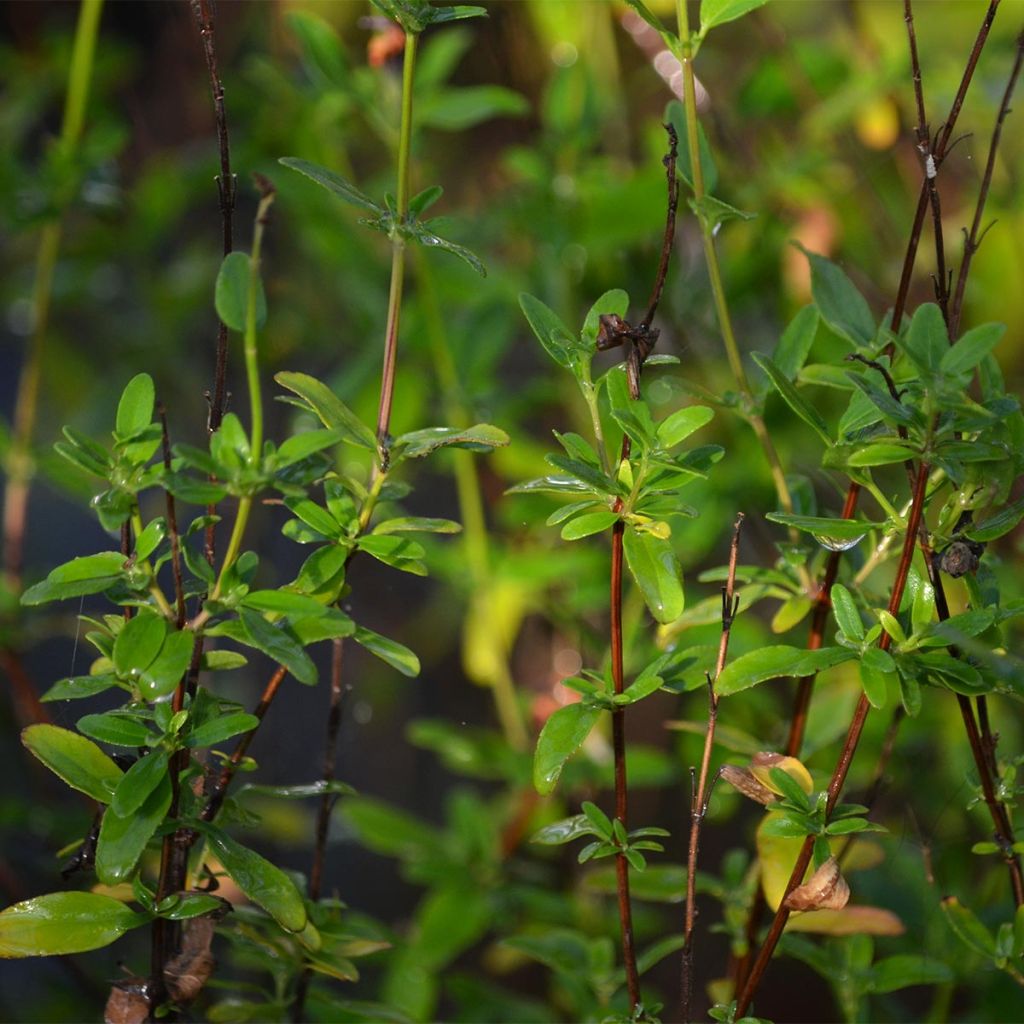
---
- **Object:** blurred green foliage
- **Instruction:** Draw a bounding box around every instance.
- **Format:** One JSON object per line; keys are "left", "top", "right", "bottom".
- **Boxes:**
{"left": 2, "top": 2, "right": 1024, "bottom": 1022}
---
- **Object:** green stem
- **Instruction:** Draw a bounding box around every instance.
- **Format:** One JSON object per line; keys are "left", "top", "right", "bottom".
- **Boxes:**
{"left": 130, "top": 510, "right": 174, "bottom": 620}
{"left": 245, "top": 190, "right": 276, "bottom": 458}
{"left": 374, "top": 31, "right": 418, "bottom": 456}
{"left": 581, "top": 372, "right": 611, "bottom": 476}
{"left": 3, "top": 0, "right": 104, "bottom": 594}
{"left": 676, "top": 1, "right": 803, "bottom": 581}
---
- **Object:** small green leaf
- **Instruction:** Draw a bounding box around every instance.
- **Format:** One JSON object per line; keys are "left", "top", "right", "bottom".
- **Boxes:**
{"left": 374, "top": 516, "right": 461, "bottom": 535}
{"left": 275, "top": 372, "right": 377, "bottom": 450}
{"left": 622, "top": 1, "right": 678, "bottom": 54}
{"left": 96, "top": 775, "right": 172, "bottom": 885}
{"left": 392, "top": 423, "right": 509, "bottom": 460}
{"left": 657, "top": 406, "right": 714, "bottom": 449}
{"left": 767, "top": 512, "right": 882, "bottom": 543}
{"left": 279, "top": 157, "right": 384, "bottom": 214}
{"left": 22, "top": 725, "right": 122, "bottom": 802}
{"left": 520, "top": 293, "right": 577, "bottom": 370}
{"left": 533, "top": 703, "right": 601, "bottom": 796}
{"left": 795, "top": 243, "right": 875, "bottom": 348}
{"left": 138, "top": 630, "right": 195, "bottom": 701}
{"left": 112, "top": 612, "right": 166, "bottom": 679}
{"left": 561, "top": 511, "right": 619, "bottom": 540}
{"left": 40, "top": 675, "right": 119, "bottom": 702}
{"left": 868, "top": 955, "right": 953, "bottom": 993}
{"left": 77, "top": 713, "right": 154, "bottom": 749}
{"left": 0, "top": 892, "right": 147, "bottom": 957}
{"left": 617, "top": 672, "right": 664, "bottom": 705}
{"left": 409, "top": 223, "right": 486, "bottom": 276}
{"left": 753, "top": 353, "right": 832, "bottom": 445}
{"left": 203, "top": 824, "right": 307, "bottom": 933}
{"left": 900, "top": 303, "right": 947, "bottom": 375}
{"left": 830, "top": 584, "right": 864, "bottom": 640}
{"left": 21, "top": 552, "right": 127, "bottom": 605}
{"left": 700, "top": 0, "right": 771, "bottom": 34}
{"left": 623, "top": 528, "right": 684, "bottom": 625}
{"left": 966, "top": 495, "right": 1024, "bottom": 542}
{"left": 772, "top": 306, "right": 819, "bottom": 380}
{"left": 689, "top": 195, "right": 755, "bottom": 233}
{"left": 134, "top": 519, "right": 166, "bottom": 561}
{"left": 846, "top": 442, "right": 916, "bottom": 467}
{"left": 115, "top": 374, "right": 155, "bottom": 439}
{"left": 940, "top": 322, "right": 1005, "bottom": 376}
{"left": 531, "top": 814, "right": 592, "bottom": 846}
{"left": 215, "top": 251, "right": 267, "bottom": 333}
{"left": 353, "top": 625, "right": 419, "bottom": 677}
{"left": 111, "top": 750, "right": 169, "bottom": 817}
{"left": 940, "top": 897, "right": 998, "bottom": 957}
{"left": 240, "top": 608, "right": 316, "bottom": 686}
{"left": 716, "top": 646, "right": 855, "bottom": 696}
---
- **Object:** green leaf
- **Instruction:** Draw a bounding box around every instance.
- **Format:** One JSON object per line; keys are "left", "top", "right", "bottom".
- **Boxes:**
{"left": 657, "top": 406, "right": 714, "bottom": 449}
{"left": 275, "top": 372, "right": 377, "bottom": 450}
{"left": 111, "top": 750, "right": 169, "bottom": 817}
{"left": 531, "top": 815, "right": 592, "bottom": 846}
{"left": 689, "top": 195, "right": 755, "bottom": 234}
{"left": 96, "top": 775, "right": 172, "bottom": 885}
{"left": 77, "top": 713, "right": 153, "bottom": 748}
{"left": 112, "top": 612, "right": 166, "bottom": 678}
{"left": 392, "top": 423, "right": 509, "bottom": 460}
{"left": 700, "top": 0, "right": 771, "bottom": 34}
{"left": 752, "top": 353, "right": 832, "bottom": 445}
{"left": 519, "top": 293, "right": 577, "bottom": 370}
{"left": 275, "top": 428, "right": 343, "bottom": 468}
{"left": 617, "top": 672, "right": 664, "bottom": 705}
{"left": 830, "top": 584, "right": 864, "bottom": 640}
{"left": 533, "top": 703, "right": 601, "bottom": 795}
{"left": 941, "top": 322, "right": 1005, "bottom": 376}
{"left": 623, "top": 528, "right": 685, "bottom": 625}
{"left": 940, "top": 897, "right": 997, "bottom": 957}
{"left": 900, "top": 303, "right": 947, "bottom": 375}
{"left": 138, "top": 630, "right": 195, "bottom": 701}
{"left": 418, "top": 85, "right": 527, "bottom": 132}
{"left": 868, "top": 955, "right": 953, "bottom": 993}
{"left": 353, "top": 625, "right": 419, "bottom": 677}
{"left": 21, "top": 552, "right": 127, "bottom": 605}
{"left": 767, "top": 513, "right": 882, "bottom": 544}
{"left": 561, "top": 511, "right": 619, "bottom": 540}
{"left": 374, "top": 516, "right": 461, "bottom": 535}
{"left": 115, "top": 374, "right": 155, "bottom": 439}
{"left": 860, "top": 647, "right": 892, "bottom": 712}
{"left": 716, "top": 646, "right": 855, "bottom": 696}
{"left": 239, "top": 608, "right": 317, "bottom": 686}
{"left": 966, "top": 495, "right": 1024, "bottom": 542}
{"left": 409, "top": 223, "right": 487, "bottom": 277}
{"left": 279, "top": 157, "right": 384, "bottom": 214}
{"left": 622, "top": 1, "right": 678, "bottom": 54}
{"left": 134, "top": 518, "right": 166, "bottom": 561}
{"left": 772, "top": 306, "right": 819, "bottom": 381}
{"left": 795, "top": 243, "right": 875, "bottom": 348}
{"left": 236, "top": 781, "right": 356, "bottom": 801}
{"left": 358, "top": 534, "right": 427, "bottom": 575}
{"left": 41, "top": 674, "right": 119, "bottom": 702}
{"left": 215, "top": 251, "right": 267, "bottom": 333}
{"left": 21, "top": 724, "right": 122, "bottom": 802}
{"left": 846, "top": 442, "right": 916, "bottom": 467}
{"left": 203, "top": 824, "right": 307, "bottom": 933}
{"left": 0, "top": 892, "right": 147, "bottom": 957}
{"left": 408, "top": 184, "right": 443, "bottom": 218}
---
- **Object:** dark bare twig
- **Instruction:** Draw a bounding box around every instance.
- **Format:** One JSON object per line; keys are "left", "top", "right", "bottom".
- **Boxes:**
{"left": 735, "top": 460, "right": 932, "bottom": 1017}
{"left": 949, "top": 31, "right": 1024, "bottom": 338}
{"left": 681, "top": 514, "right": 744, "bottom": 1023}
{"left": 642, "top": 123, "right": 680, "bottom": 331}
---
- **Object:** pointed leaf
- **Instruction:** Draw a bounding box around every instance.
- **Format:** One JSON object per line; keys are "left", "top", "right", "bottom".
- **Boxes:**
{"left": 716, "top": 645, "right": 855, "bottom": 696}
{"left": 533, "top": 703, "right": 601, "bottom": 796}
{"left": 215, "top": 252, "right": 267, "bottom": 333}
{"left": 22, "top": 725, "right": 122, "bottom": 802}
{"left": 239, "top": 607, "right": 316, "bottom": 686}
{"left": 279, "top": 157, "right": 384, "bottom": 214}
{"left": 353, "top": 625, "right": 419, "bottom": 677}
{"left": 96, "top": 775, "right": 172, "bottom": 885}
{"left": 275, "top": 372, "right": 377, "bottom": 450}
{"left": 795, "top": 244, "right": 875, "bottom": 348}
{"left": 0, "top": 892, "right": 147, "bottom": 957}
{"left": 700, "top": 0, "right": 771, "bottom": 33}
{"left": 623, "top": 528, "right": 684, "bottom": 624}
{"left": 753, "top": 353, "right": 831, "bottom": 445}
{"left": 520, "top": 293, "right": 577, "bottom": 370}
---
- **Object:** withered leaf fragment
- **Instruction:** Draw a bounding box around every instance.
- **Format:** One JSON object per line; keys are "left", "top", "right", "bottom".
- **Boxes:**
{"left": 104, "top": 979, "right": 150, "bottom": 1024}
{"left": 719, "top": 763, "right": 776, "bottom": 805}
{"left": 165, "top": 916, "right": 216, "bottom": 1003}
{"left": 783, "top": 856, "right": 850, "bottom": 912}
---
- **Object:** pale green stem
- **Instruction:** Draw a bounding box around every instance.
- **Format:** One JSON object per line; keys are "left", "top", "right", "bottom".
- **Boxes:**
{"left": 580, "top": 372, "right": 611, "bottom": 476}
{"left": 415, "top": 250, "right": 528, "bottom": 751}
{"left": 373, "top": 31, "right": 418, "bottom": 459}
{"left": 3, "top": 0, "right": 103, "bottom": 593}
{"left": 676, "top": 2, "right": 808, "bottom": 590}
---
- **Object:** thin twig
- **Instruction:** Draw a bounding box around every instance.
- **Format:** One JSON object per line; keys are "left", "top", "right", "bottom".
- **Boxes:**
{"left": 735, "top": 459, "right": 932, "bottom": 1018}
{"left": 641, "top": 123, "right": 680, "bottom": 331}
{"left": 949, "top": 31, "right": 1024, "bottom": 338}
{"left": 681, "top": 514, "right": 743, "bottom": 1023}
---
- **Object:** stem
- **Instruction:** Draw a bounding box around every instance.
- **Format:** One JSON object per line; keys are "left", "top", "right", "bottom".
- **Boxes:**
{"left": 676, "top": 2, "right": 802, "bottom": 576}
{"left": 949, "top": 31, "right": 1024, "bottom": 338}
{"left": 374, "top": 31, "right": 418, "bottom": 456}
{"left": 158, "top": 403, "right": 186, "bottom": 629}
{"left": 611, "top": 518, "right": 641, "bottom": 1012}
{"left": 735, "top": 459, "right": 932, "bottom": 1018}
{"left": 2, "top": 0, "right": 103, "bottom": 595}
{"left": 681, "top": 514, "right": 743, "bottom": 1023}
